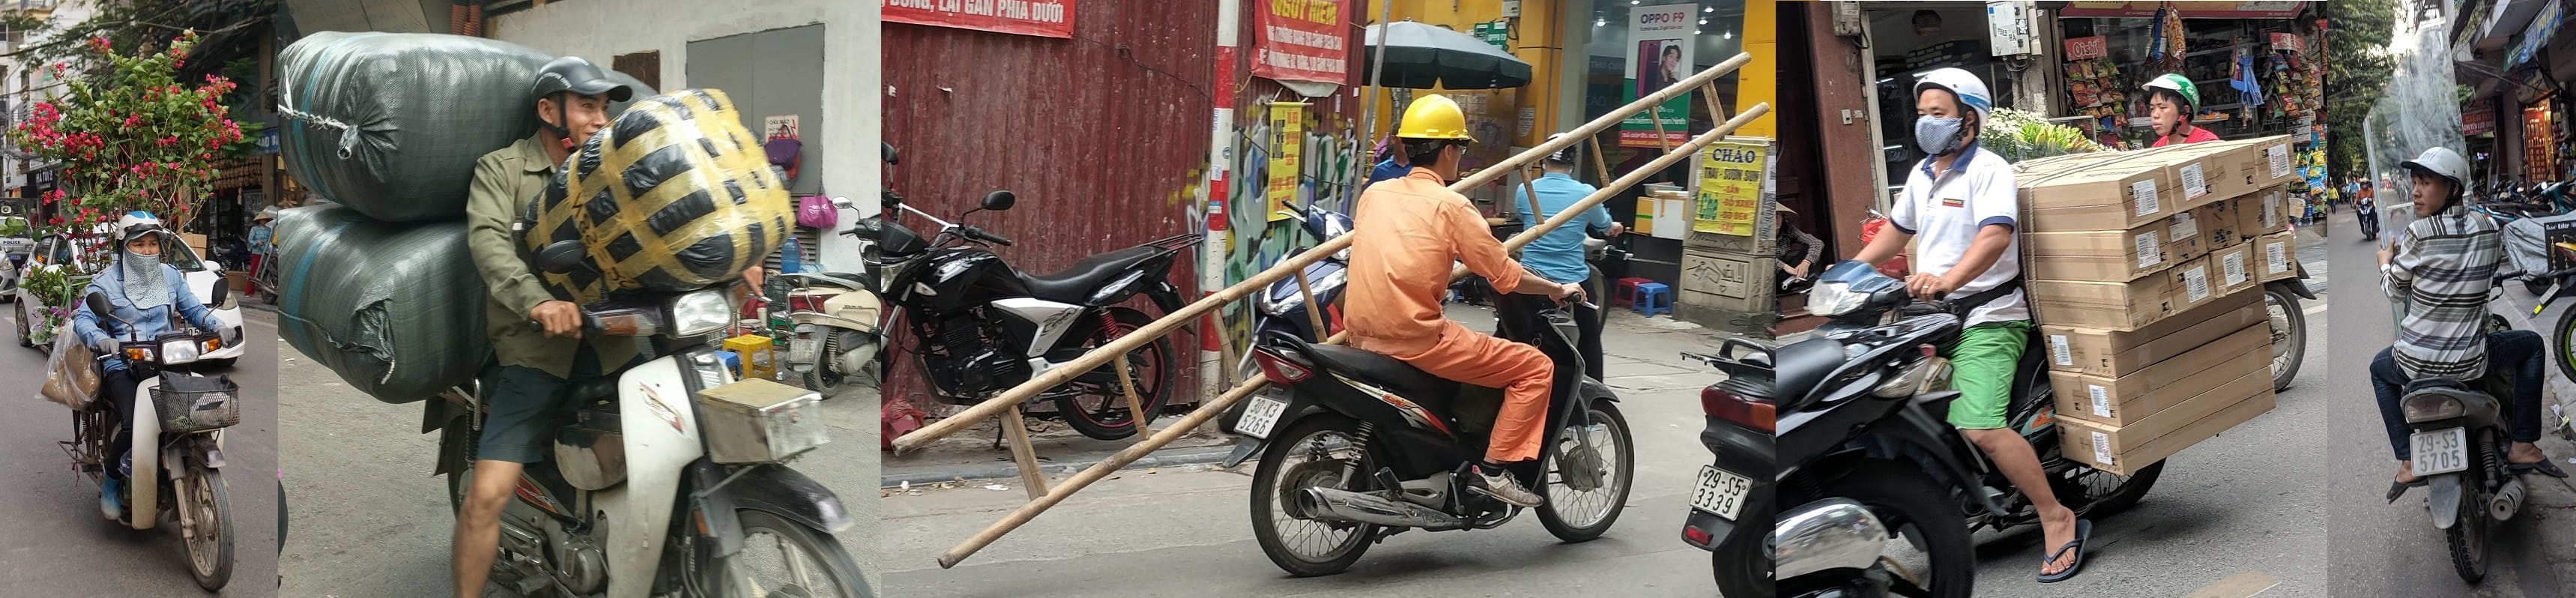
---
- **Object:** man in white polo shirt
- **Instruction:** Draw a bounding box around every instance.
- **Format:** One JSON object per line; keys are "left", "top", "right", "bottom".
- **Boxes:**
{"left": 1852, "top": 67, "right": 2092, "bottom": 582}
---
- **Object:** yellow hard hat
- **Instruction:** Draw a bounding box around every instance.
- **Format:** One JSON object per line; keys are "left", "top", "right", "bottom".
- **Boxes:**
{"left": 1397, "top": 94, "right": 1472, "bottom": 140}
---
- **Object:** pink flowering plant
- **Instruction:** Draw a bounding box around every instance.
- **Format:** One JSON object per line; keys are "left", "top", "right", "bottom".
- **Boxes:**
{"left": 8, "top": 31, "right": 246, "bottom": 238}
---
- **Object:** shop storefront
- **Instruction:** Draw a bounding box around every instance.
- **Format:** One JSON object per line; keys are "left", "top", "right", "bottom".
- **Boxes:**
{"left": 2055, "top": 4, "right": 2328, "bottom": 205}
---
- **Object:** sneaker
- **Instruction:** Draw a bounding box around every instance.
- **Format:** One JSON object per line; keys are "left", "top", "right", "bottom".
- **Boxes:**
{"left": 100, "top": 477, "right": 123, "bottom": 522}
{"left": 1469, "top": 464, "right": 1545, "bottom": 507}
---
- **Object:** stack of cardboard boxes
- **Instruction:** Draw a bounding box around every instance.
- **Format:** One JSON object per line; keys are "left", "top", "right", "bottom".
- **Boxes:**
{"left": 2013, "top": 136, "right": 2303, "bottom": 474}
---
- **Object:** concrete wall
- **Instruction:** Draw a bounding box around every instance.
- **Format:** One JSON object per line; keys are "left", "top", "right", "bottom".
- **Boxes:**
{"left": 488, "top": 0, "right": 880, "bottom": 272}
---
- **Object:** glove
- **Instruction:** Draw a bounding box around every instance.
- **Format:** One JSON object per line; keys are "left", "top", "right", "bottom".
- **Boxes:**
{"left": 220, "top": 325, "right": 241, "bottom": 347}
{"left": 87, "top": 336, "right": 118, "bottom": 355}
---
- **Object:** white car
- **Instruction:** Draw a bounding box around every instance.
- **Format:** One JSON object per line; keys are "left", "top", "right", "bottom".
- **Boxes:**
{"left": 0, "top": 216, "right": 28, "bottom": 300}
{"left": 11, "top": 232, "right": 244, "bottom": 367}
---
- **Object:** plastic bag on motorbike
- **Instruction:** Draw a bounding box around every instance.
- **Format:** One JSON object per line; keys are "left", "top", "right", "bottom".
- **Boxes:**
{"left": 520, "top": 89, "right": 793, "bottom": 304}
{"left": 37, "top": 332, "right": 101, "bottom": 410}
{"left": 273, "top": 205, "right": 493, "bottom": 403}
{"left": 2500, "top": 212, "right": 2576, "bottom": 278}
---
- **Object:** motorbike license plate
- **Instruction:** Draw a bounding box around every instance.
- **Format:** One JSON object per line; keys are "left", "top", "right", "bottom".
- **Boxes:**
{"left": 1692, "top": 465, "right": 1753, "bottom": 521}
{"left": 1236, "top": 394, "right": 1289, "bottom": 439}
{"left": 788, "top": 338, "right": 819, "bottom": 362}
{"left": 2412, "top": 428, "right": 2470, "bottom": 476}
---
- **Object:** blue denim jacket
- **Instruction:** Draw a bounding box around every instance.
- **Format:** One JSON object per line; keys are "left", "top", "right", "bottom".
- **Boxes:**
{"left": 71, "top": 264, "right": 223, "bottom": 372}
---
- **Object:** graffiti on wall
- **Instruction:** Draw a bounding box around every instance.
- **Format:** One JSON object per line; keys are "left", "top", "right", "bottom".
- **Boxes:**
{"left": 1161, "top": 88, "right": 1368, "bottom": 366}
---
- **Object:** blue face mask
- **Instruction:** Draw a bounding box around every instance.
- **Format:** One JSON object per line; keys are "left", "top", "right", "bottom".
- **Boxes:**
{"left": 1914, "top": 115, "right": 1965, "bottom": 157}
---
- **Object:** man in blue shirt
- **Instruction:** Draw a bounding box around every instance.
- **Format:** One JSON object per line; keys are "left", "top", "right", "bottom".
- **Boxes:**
{"left": 1366, "top": 136, "right": 1411, "bottom": 188}
{"left": 1514, "top": 133, "right": 1623, "bottom": 380}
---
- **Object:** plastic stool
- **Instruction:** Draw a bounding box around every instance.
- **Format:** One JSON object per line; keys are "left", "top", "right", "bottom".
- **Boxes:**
{"left": 1612, "top": 277, "right": 1654, "bottom": 307}
{"left": 723, "top": 334, "right": 778, "bottom": 380}
{"left": 1631, "top": 282, "right": 1672, "bottom": 317}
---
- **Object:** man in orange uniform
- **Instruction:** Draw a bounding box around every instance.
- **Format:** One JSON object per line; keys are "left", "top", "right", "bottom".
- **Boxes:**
{"left": 1343, "top": 94, "right": 1580, "bottom": 507}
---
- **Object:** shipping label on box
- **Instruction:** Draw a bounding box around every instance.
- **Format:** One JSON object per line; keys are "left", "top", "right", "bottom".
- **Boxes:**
{"left": 2025, "top": 223, "right": 2177, "bottom": 282}
{"left": 2239, "top": 185, "right": 2291, "bottom": 236}
{"left": 2215, "top": 241, "right": 2260, "bottom": 295}
{"left": 2043, "top": 292, "right": 2267, "bottom": 378}
{"left": 2166, "top": 255, "right": 2219, "bottom": 312}
{"left": 2052, "top": 324, "right": 2271, "bottom": 426}
{"left": 2258, "top": 231, "right": 2297, "bottom": 282}
{"left": 2060, "top": 383, "right": 2278, "bottom": 475}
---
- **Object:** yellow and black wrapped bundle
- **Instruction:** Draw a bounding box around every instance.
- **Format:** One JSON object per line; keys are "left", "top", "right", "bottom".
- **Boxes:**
{"left": 520, "top": 88, "right": 792, "bottom": 303}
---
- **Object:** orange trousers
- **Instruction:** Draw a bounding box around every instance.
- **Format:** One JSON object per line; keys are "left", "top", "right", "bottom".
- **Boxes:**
{"left": 1361, "top": 321, "right": 1554, "bottom": 463}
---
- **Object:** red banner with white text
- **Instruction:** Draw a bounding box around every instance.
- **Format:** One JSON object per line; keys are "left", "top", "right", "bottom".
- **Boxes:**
{"left": 1253, "top": 0, "right": 1351, "bottom": 85}
{"left": 885, "top": 0, "right": 1077, "bottom": 39}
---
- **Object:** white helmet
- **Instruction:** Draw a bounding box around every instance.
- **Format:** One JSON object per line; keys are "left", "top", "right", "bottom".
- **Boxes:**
{"left": 1914, "top": 67, "right": 1993, "bottom": 118}
{"left": 1543, "top": 132, "right": 1579, "bottom": 166}
{"left": 2400, "top": 147, "right": 2470, "bottom": 198}
{"left": 115, "top": 210, "right": 163, "bottom": 241}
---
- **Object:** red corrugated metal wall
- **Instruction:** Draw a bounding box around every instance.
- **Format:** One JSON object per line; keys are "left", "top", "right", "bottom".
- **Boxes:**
{"left": 882, "top": 1, "right": 1222, "bottom": 414}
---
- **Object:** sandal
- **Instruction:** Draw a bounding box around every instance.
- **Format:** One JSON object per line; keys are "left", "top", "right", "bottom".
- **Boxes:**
{"left": 2509, "top": 459, "right": 2570, "bottom": 479}
{"left": 2035, "top": 519, "right": 2093, "bottom": 584}
{"left": 2385, "top": 477, "right": 2428, "bottom": 503}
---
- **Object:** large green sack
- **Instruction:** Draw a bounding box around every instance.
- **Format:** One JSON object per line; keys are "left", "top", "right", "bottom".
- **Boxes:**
{"left": 521, "top": 89, "right": 793, "bottom": 304}
{"left": 279, "top": 31, "right": 650, "bottom": 223}
{"left": 273, "top": 205, "right": 491, "bottom": 403}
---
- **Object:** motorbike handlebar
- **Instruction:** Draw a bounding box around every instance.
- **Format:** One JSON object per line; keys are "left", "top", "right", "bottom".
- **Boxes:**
{"left": 525, "top": 312, "right": 605, "bottom": 336}
{"left": 967, "top": 226, "right": 1015, "bottom": 246}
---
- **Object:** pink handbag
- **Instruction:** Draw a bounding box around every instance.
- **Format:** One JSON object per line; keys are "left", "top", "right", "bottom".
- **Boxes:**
{"left": 796, "top": 195, "right": 836, "bottom": 229}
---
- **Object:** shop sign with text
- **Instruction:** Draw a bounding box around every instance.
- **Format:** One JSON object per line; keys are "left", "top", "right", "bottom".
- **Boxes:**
{"left": 886, "top": 0, "right": 1076, "bottom": 39}
{"left": 1254, "top": 0, "right": 1350, "bottom": 84}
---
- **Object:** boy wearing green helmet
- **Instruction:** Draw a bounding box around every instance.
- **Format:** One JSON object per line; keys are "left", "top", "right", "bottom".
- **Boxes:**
{"left": 2144, "top": 73, "right": 2221, "bottom": 147}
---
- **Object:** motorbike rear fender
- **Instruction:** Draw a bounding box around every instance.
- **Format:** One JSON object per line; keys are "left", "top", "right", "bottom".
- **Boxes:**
{"left": 2429, "top": 473, "right": 2464, "bottom": 530}
{"left": 786, "top": 312, "right": 875, "bottom": 333}
{"left": 1217, "top": 390, "right": 1324, "bottom": 470}
{"left": 691, "top": 461, "right": 853, "bottom": 558}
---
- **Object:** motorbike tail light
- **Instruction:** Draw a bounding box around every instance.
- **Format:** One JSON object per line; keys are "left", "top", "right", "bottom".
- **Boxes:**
{"left": 2401, "top": 393, "right": 2467, "bottom": 422}
{"left": 1681, "top": 525, "right": 1712, "bottom": 546}
{"left": 788, "top": 294, "right": 823, "bottom": 312}
{"left": 1253, "top": 348, "right": 1312, "bottom": 384}
{"left": 1703, "top": 386, "right": 1774, "bottom": 433}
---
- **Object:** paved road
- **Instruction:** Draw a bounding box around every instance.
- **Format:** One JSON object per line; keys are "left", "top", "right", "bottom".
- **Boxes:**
{"left": 2323, "top": 208, "right": 2576, "bottom": 598}
{"left": 1966, "top": 226, "right": 2331, "bottom": 597}
{"left": 276, "top": 342, "right": 882, "bottom": 597}
{"left": 882, "top": 306, "right": 1729, "bottom": 597}
{"left": 0, "top": 304, "right": 279, "bottom": 596}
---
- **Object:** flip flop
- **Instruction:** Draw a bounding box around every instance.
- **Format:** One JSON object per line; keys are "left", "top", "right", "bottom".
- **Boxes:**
{"left": 2035, "top": 519, "right": 2093, "bottom": 584}
{"left": 2385, "top": 478, "right": 2428, "bottom": 503}
{"left": 2509, "top": 459, "right": 2571, "bottom": 479}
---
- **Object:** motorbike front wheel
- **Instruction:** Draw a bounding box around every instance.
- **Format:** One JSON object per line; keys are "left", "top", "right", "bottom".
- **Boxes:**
{"left": 180, "top": 465, "right": 235, "bottom": 591}
{"left": 1536, "top": 402, "right": 1633, "bottom": 542}
{"left": 684, "top": 509, "right": 874, "bottom": 598}
{"left": 2551, "top": 303, "right": 2576, "bottom": 384}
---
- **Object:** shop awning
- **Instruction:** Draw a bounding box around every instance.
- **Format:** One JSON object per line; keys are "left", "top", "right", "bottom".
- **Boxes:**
{"left": 2058, "top": 1, "right": 2308, "bottom": 19}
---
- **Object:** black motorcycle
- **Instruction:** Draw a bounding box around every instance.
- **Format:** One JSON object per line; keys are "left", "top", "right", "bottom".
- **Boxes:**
{"left": 875, "top": 184, "right": 1198, "bottom": 441}
{"left": 1217, "top": 295, "right": 1634, "bottom": 576}
{"left": 1681, "top": 346, "right": 1774, "bottom": 597}
{"left": 1768, "top": 261, "right": 2168, "bottom": 597}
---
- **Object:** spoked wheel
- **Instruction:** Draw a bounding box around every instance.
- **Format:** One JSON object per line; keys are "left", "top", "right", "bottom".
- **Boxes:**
{"left": 686, "top": 509, "right": 872, "bottom": 598}
{"left": 2264, "top": 286, "right": 2306, "bottom": 391}
{"left": 1248, "top": 414, "right": 1380, "bottom": 577}
{"left": 1054, "top": 306, "right": 1173, "bottom": 441}
{"left": 2552, "top": 304, "right": 2576, "bottom": 384}
{"left": 2055, "top": 461, "right": 2166, "bottom": 518}
{"left": 179, "top": 465, "right": 235, "bottom": 591}
{"left": 1537, "top": 402, "right": 1633, "bottom": 542}
{"left": 1777, "top": 459, "right": 1972, "bottom": 598}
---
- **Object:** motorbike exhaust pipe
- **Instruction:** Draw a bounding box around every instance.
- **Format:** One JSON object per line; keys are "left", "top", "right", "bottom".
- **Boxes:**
{"left": 1774, "top": 498, "right": 1890, "bottom": 580}
{"left": 2491, "top": 478, "right": 2528, "bottom": 521}
{"left": 1289, "top": 486, "right": 1465, "bottom": 529}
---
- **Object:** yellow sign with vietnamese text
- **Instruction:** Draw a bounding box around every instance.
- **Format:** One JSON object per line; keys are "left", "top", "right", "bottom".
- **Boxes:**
{"left": 1267, "top": 102, "right": 1306, "bottom": 222}
{"left": 1698, "top": 139, "right": 1770, "bottom": 235}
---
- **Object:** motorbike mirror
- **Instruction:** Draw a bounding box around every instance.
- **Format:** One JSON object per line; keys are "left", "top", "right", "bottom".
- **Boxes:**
{"left": 882, "top": 142, "right": 898, "bottom": 166}
{"left": 209, "top": 277, "right": 231, "bottom": 306}
{"left": 84, "top": 292, "right": 110, "bottom": 318}
{"left": 981, "top": 190, "right": 1017, "bottom": 211}
{"left": 533, "top": 241, "right": 587, "bottom": 274}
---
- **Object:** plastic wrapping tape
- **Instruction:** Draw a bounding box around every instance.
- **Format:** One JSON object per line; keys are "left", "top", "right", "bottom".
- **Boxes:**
{"left": 521, "top": 89, "right": 793, "bottom": 303}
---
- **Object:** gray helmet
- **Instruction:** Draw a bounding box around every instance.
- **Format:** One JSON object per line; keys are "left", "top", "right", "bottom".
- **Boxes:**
{"left": 531, "top": 56, "right": 633, "bottom": 103}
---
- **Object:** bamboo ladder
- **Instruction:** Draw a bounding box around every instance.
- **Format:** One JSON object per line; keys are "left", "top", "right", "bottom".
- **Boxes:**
{"left": 891, "top": 53, "right": 1771, "bottom": 569}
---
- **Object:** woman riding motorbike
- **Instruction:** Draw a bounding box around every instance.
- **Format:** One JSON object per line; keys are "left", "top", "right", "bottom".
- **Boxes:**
{"left": 70, "top": 211, "right": 236, "bottom": 519}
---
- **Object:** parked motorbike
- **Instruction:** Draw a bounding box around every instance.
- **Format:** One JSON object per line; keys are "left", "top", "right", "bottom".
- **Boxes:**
{"left": 1244, "top": 200, "right": 1354, "bottom": 351}
{"left": 75, "top": 289, "right": 241, "bottom": 591}
{"left": 1681, "top": 347, "right": 1774, "bottom": 597}
{"left": 1771, "top": 261, "right": 2171, "bottom": 597}
{"left": 876, "top": 181, "right": 1198, "bottom": 441}
{"left": 1218, "top": 294, "right": 1634, "bottom": 576}
{"left": 428, "top": 246, "right": 868, "bottom": 597}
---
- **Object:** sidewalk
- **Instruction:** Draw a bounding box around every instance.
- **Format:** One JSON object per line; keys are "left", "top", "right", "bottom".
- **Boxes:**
{"left": 2485, "top": 284, "right": 2576, "bottom": 585}
{"left": 880, "top": 303, "right": 1729, "bottom": 487}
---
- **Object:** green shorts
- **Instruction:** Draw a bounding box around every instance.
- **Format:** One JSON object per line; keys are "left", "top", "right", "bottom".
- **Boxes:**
{"left": 1938, "top": 320, "right": 2032, "bottom": 430}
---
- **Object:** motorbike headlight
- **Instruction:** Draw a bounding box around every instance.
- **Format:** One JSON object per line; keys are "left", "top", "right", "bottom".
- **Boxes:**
{"left": 160, "top": 338, "right": 201, "bottom": 363}
{"left": 668, "top": 289, "right": 734, "bottom": 337}
{"left": 1807, "top": 281, "right": 1869, "bottom": 316}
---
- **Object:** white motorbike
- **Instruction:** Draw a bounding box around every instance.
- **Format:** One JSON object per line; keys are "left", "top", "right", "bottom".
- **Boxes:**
{"left": 425, "top": 241, "right": 870, "bottom": 597}
{"left": 76, "top": 289, "right": 241, "bottom": 591}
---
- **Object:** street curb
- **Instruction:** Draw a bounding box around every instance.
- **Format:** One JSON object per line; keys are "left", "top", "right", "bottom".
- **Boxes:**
{"left": 880, "top": 444, "right": 1238, "bottom": 488}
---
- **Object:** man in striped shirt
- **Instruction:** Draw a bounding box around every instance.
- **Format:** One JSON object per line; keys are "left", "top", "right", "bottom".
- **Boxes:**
{"left": 2371, "top": 147, "right": 2564, "bottom": 504}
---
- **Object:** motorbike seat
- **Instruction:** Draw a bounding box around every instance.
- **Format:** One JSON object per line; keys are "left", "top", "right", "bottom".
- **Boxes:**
{"left": 1300, "top": 344, "right": 1462, "bottom": 409}
{"left": 1019, "top": 246, "right": 1164, "bottom": 304}
{"left": 1773, "top": 337, "right": 1844, "bottom": 400}
{"left": 563, "top": 378, "right": 619, "bottom": 403}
